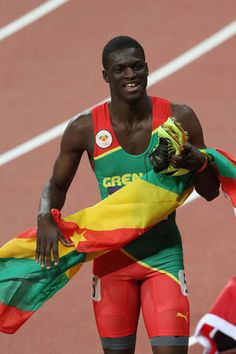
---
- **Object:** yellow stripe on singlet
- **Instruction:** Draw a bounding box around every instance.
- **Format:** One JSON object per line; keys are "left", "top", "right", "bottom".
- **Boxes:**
{"left": 94, "top": 146, "right": 122, "bottom": 160}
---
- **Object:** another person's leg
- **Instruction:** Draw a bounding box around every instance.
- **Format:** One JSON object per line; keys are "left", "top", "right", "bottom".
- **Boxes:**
{"left": 141, "top": 272, "right": 190, "bottom": 354}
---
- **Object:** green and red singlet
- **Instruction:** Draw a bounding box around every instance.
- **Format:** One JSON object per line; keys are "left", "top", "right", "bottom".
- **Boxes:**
{"left": 92, "top": 97, "right": 185, "bottom": 281}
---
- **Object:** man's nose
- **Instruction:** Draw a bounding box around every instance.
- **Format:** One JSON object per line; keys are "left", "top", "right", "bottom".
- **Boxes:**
{"left": 124, "top": 67, "right": 136, "bottom": 77}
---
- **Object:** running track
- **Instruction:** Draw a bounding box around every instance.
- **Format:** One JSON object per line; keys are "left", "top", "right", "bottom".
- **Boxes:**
{"left": 0, "top": 1, "right": 235, "bottom": 353}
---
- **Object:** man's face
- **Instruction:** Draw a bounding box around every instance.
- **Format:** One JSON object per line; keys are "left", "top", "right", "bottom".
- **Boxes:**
{"left": 103, "top": 47, "right": 148, "bottom": 102}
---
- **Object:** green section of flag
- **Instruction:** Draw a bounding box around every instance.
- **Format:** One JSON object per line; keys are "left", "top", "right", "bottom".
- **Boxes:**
{"left": 0, "top": 250, "right": 86, "bottom": 312}
{"left": 206, "top": 149, "right": 236, "bottom": 178}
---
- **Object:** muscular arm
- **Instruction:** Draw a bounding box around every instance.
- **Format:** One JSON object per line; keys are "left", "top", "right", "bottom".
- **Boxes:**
{"left": 171, "top": 103, "right": 220, "bottom": 201}
{"left": 38, "top": 133, "right": 83, "bottom": 217}
{"left": 36, "top": 113, "right": 94, "bottom": 268}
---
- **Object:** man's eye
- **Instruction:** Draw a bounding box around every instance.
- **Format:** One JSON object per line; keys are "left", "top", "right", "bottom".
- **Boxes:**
{"left": 114, "top": 67, "right": 123, "bottom": 73}
{"left": 134, "top": 63, "right": 144, "bottom": 71}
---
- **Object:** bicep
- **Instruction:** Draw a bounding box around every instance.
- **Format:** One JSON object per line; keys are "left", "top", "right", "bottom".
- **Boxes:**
{"left": 51, "top": 150, "right": 82, "bottom": 192}
{"left": 50, "top": 119, "right": 87, "bottom": 192}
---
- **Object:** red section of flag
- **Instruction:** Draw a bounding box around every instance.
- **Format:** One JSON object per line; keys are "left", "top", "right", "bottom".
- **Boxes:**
{"left": 76, "top": 227, "right": 148, "bottom": 253}
{"left": 0, "top": 302, "right": 34, "bottom": 334}
{"left": 51, "top": 208, "right": 148, "bottom": 253}
{"left": 15, "top": 228, "right": 37, "bottom": 239}
{"left": 219, "top": 176, "right": 236, "bottom": 208}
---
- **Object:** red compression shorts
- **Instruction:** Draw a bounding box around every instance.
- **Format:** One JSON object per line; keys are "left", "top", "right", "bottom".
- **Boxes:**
{"left": 92, "top": 250, "right": 190, "bottom": 340}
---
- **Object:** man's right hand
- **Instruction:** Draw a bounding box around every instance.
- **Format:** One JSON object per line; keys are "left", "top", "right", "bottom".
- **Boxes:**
{"left": 36, "top": 215, "right": 74, "bottom": 269}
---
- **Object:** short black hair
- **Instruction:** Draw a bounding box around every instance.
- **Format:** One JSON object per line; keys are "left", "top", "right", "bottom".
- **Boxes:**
{"left": 102, "top": 36, "right": 145, "bottom": 69}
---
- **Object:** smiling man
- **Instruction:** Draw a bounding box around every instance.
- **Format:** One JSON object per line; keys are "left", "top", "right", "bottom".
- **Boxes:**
{"left": 36, "top": 36, "right": 220, "bottom": 354}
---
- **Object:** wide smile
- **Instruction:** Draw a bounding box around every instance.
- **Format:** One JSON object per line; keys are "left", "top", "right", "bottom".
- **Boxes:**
{"left": 124, "top": 82, "right": 140, "bottom": 93}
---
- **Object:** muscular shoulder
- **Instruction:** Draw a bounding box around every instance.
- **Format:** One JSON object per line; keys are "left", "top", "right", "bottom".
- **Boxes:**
{"left": 61, "top": 111, "right": 94, "bottom": 155}
{"left": 171, "top": 102, "right": 205, "bottom": 148}
{"left": 171, "top": 103, "right": 198, "bottom": 129}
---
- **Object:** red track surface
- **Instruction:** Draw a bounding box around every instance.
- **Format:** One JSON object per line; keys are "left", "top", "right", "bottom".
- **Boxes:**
{"left": 0, "top": 1, "right": 235, "bottom": 353}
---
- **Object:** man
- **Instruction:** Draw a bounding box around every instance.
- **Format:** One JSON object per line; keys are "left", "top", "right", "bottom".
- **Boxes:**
{"left": 36, "top": 36, "right": 220, "bottom": 354}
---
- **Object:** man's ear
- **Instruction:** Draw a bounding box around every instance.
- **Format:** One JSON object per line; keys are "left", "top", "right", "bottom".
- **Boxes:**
{"left": 145, "top": 63, "right": 149, "bottom": 75}
{"left": 102, "top": 69, "right": 109, "bottom": 83}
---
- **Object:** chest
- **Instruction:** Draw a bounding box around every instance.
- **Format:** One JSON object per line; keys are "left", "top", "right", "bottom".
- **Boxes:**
{"left": 112, "top": 119, "right": 152, "bottom": 155}
{"left": 94, "top": 128, "right": 158, "bottom": 198}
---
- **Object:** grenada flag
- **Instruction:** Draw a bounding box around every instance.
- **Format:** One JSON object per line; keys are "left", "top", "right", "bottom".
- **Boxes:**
{"left": 0, "top": 118, "right": 235, "bottom": 334}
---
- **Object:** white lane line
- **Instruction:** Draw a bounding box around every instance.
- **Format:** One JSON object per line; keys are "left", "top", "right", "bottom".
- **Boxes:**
{"left": 148, "top": 20, "right": 236, "bottom": 86}
{"left": 0, "top": 20, "right": 236, "bottom": 166}
{"left": 0, "top": 102, "right": 107, "bottom": 166}
{"left": 0, "top": 0, "right": 69, "bottom": 41}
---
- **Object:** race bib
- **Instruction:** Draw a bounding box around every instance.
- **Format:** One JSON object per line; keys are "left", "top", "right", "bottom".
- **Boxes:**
{"left": 178, "top": 270, "right": 188, "bottom": 296}
{"left": 92, "top": 275, "right": 101, "bottom": 301}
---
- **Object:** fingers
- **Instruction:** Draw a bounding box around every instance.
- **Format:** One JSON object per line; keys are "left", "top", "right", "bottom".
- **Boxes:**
{"left": 35, "top": 226, "right": 74, "bottom": 270}
{"left": 182, "top": 142, "right": 192, "bottom": 152}
{"left": 40, "top": 239, "right": 47, "bottom": 268}
{"left": 52, "top": 241, "right": 59, "bottom": 267}
{"left": 170, "top": 154, "right": 182, "bottom": 168}
{"left": 171, "top": 144, "right": 206, "bottom": 171}
{"left": 35, "top": 237, "right": 45, "bottom": 266}
{"left": 45, "top": 242, "right": 52, "bottom": 269}
{"left": 35, "top": 237, "right": 41, "bottom": 264}
{"left": 35, "top": 236, "right": 59, "bottom": 269}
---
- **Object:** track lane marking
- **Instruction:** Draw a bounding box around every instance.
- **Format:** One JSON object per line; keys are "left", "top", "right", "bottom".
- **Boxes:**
{"left": 148, "top": 20, "right": 236, "bottom": 85}
{"left": 0, "top": 0, "right": 69, "bottom": 41}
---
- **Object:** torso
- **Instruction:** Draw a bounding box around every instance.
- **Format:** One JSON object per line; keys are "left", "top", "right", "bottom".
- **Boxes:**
{"left": 90, "top": 97, "right": 184, "bottom": 274}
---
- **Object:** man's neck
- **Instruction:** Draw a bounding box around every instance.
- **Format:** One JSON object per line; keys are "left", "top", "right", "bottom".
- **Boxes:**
{"left": 109, "top": 94, "right": 152, "bottom": 126}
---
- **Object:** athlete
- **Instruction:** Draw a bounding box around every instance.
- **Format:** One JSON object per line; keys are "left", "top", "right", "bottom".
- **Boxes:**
{"left": 36, "top": 36, "right": 220, "bottom": 354}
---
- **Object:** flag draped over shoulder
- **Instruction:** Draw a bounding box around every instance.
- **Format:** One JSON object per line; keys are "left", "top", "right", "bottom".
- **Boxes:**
{"left": 0, "top": 118, "right": 235, "bottom": 334}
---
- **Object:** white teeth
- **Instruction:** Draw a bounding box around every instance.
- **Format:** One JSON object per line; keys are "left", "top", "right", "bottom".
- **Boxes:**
{"left": 127, "top": 83, "right": 137, "bottom": 87}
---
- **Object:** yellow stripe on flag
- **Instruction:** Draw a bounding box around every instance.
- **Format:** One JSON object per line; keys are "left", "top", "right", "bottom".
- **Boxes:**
{"left": 65, "top": 179, "right": 192, "bottom": 231}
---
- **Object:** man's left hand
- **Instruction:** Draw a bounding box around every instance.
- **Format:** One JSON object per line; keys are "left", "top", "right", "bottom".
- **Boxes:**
{"left": 170, "top": 142, "right": 206, "bottom": 171}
